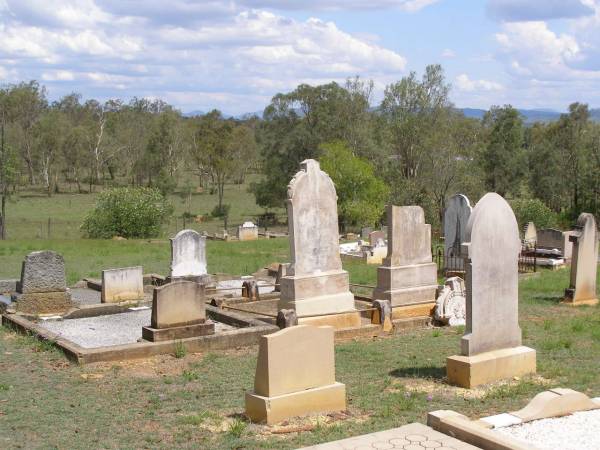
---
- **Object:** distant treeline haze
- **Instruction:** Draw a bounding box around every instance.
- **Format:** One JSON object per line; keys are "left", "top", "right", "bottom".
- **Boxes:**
{"left": 0, "top": 64, "right": 598, "bottom": 236}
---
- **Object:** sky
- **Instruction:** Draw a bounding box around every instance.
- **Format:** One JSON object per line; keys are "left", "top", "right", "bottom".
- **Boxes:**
{"left": 0, "top": 0, "right": 599, "bottom": 115}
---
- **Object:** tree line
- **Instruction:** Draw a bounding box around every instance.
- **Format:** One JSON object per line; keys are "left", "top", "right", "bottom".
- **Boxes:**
{"left": 0, "top": 65, "right": 598, "bottom": 238}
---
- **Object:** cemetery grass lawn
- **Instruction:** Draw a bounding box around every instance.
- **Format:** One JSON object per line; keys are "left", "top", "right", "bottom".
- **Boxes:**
{"left": 1, "top": 266, "right": 599, "bottom": 448}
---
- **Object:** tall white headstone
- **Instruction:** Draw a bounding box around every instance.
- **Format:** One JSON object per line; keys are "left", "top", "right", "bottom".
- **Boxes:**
{"left": 446, "top": 193, "right": 536, "bottom": 388}
{"left": 278, "top": 160, "right": 358, "bottom": 327}
{"left": 170, "top": 229, "right": 207, "bottom": 279}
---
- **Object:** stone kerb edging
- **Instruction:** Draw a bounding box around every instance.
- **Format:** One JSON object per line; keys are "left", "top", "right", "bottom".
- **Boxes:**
{"left": 428, "top": 388, "right": 600, "bottom": 450}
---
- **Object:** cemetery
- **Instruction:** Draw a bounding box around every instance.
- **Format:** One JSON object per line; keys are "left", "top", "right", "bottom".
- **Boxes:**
{"left": 0, "top": 157, "right": 598, "bottom": 449}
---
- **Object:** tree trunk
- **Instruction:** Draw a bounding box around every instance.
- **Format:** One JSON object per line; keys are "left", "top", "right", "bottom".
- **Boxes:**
{"left": 0, "top": 193, "right": 5, "bottom": 240}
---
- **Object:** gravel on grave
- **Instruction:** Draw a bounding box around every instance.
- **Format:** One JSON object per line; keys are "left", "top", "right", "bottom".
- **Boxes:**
{"left": 494, "top": 409, "right": 600, "bottom": 450}
{"left": 70, "top": 288, "right": 101, "bottom": 305}
{"left": 38, "top": 309, "right": 235, "bottom": 349}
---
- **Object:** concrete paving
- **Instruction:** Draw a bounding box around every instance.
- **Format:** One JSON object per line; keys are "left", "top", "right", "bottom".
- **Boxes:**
{"left": 38, "top": 309, "right": 234, "bottom": 349}
{"left": 300, "top": 422, "right": 480, "bottom": 449}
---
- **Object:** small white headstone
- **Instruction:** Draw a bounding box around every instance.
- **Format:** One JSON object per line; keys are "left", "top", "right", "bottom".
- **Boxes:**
{"left": 170, "top": 229, "right": 207, "bottom": 278}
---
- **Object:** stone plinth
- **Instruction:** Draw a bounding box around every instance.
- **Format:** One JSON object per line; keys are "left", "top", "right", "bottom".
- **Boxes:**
{"left": 372, "top": 205, "right": 437, "bottom": 315}
{"left": 446, "top": 346, "right": 537, "bottom": 389}
{"left": 170, "top": 229, "right": 207, "bottom": 278}
{"left": 237, "top": 222, "right": 259, "bottom": 241}
{"left": 245, "top": 325, "right": 346, "bottom": 424}
{"left": 278, "top": 160, "right": 358, "bottom": 328}
{"left": 15, "top": 251, "right": 73, "bottom": 314}
{"left": 447, "top": 193, "right": 536, "bottom": 387}
{"left": 563, "top": 213, "right": 598, "bottom": 306}
{"left": 101, "top": 266, "right": 144, "bottom": 303}
{"left": 142, "top": 280, "right": 214, "bottom": 342}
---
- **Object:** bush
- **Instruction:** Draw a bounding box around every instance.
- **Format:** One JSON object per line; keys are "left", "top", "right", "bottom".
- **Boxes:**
{"left": 211, "top": 204, "right": 230, "bottom": 219}
{"left": 509, "top": 198, "right": 558, "bottom": 230}
{"left": 81, "top": 187, "right": 173, "bottom": 239}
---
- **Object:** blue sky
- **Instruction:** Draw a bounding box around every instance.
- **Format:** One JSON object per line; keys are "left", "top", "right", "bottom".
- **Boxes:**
{"left": 0, "top": 0, "right": 599, "bottom": 114}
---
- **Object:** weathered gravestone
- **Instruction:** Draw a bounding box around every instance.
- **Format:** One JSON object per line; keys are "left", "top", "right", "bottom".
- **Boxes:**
{"left": 446, "top": 193, "right": 536, "bottom": 388}
{"left": 369, "top": 230, "right": 386, "bottom": 247}
{"left": 245, "top": 325, "right": 346, "bottom": 424}
{"left": 372, "top": 205, "right": 438, "bottom": 318}
{"left": 142, "top": 281, "right": 214, "bottom": 341}
{"left": 170, "top": 229, "right": 209, "bottom": 282}
{"left": 537, "top": 228, "right": 574, "bottom": 260}
{"left": 101, "top": 266, "right": 144, "bottom": 303}
{"left": 564, "top": 213, "right": 598, "bottom": 306}
{"left": 444, "top": 194, "right": 472, "bottom": 272}
{"left": 523, "top": 221, "right": 537, "bottom": 246}
{"left": 237, "top": 221, "right": 259, "bottom": 241}
{"left": 278, "top": 159, "right": 359, "bottom": 328}
{"left": 15, "top": 251, "right": 73, "bottom": 314}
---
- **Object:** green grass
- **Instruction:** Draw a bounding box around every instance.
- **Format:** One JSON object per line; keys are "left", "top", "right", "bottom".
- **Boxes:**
{"left": 1, "top": 264, "right": 599, "bottom": 448}
{"left": 2, "top": 173, "right": 285, "bottom": 239}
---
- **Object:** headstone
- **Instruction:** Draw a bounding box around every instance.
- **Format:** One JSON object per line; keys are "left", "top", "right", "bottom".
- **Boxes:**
{"left": 361, "top": 227, "right": 373, "bottom": 240}
{"left": 444, "top": 194, "right": 472, "bottom": 271}
{"left": 101, "top": 266, "right": 144, "bottom": 303}
{"left": 15, "top": 251, "right": 72, "bottom": 314}
{"left": 278, "top": 160, "right": 358, "bottom": 328}
{"left": 170, "top": 229, "right": 207, "bottom": 279}
{"left": 245, "top": 325, "right": 346, "bottom": 424}
{"left": 564, "top": 213, "right": 598, "bottom": 305}
{"left": 523, "top": 222, "right": 537, "bottom": 246}
{"left": 142, "top": 281, "right": 214, "bottom": 341}
{"left": 446, "top": 193, "right": 536, "bottom": 388}
{"left": 19, "top": 251, "right": 67, "bottom": 294}
{"left": 372, "top": 205, "right": 438, "bottom": 315}
{"left": 369, "top": 230, "right": 386, "bottom": 247}
{"left": 237, "top": 221, "right": 258, "bottom": 241}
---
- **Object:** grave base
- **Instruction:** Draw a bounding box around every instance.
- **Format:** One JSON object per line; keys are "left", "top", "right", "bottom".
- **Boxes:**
{"left": 562, "top": 288, "right": 598, "bottom": 306}
{"left": 391, "top": 302, "right": 436, "bottom": 319}
{"left": 446, "top": 346, "right": 536, "bottom": 388}
{"left": 141, "top": 321, "right": 215, "bottom": 342}
{"left": 245, "top": 382, "right": 346, "bottom": 425}
{"left": 298, "top": 311, "right": 361, "bottom": 329}
{"left": 14, "top": 291, "right": 73, "bottom": 315}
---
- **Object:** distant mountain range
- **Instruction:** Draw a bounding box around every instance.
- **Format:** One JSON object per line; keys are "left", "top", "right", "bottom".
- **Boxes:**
{"left": 185, "top": 107, "right": 600, "bottom": 123}
{"left": 460, "top": 108, "right": 600, "bottom": 123}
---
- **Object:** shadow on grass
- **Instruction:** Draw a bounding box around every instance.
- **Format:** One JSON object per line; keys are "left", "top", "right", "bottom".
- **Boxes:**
{"left": 389, "top": 366, "right": 446, "bottom": 380}
{"left": 528, "top": 294, "right": 563, "bottom": 304}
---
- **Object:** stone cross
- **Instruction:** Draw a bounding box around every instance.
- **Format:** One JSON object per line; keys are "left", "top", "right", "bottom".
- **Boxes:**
{"left": 444, "top": 194, "right": 472, "bottom": 259}
{"left": 461, "top": 193, "right": 522, "bottom": 356}
{"left": 170, "top": 229, "right": 207, "bottom": 278}
{"left": 565, "top": 213, "right": 598, "bottom": 305}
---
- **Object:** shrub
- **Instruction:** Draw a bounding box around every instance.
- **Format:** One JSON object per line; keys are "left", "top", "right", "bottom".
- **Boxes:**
{"left": 81, "top": 187, "right": 173, "bottom": 239}
{"left": 509, "top": 198, "right": 558, "bottom": 230}
{"left": 211, "top": 204, "right": 230, "bottom": 218}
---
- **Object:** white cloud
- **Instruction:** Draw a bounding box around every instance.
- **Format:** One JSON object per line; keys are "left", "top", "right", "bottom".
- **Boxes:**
{"left": 487, "top": 0, "right": 594, "bottom": 22}
{"left": 455, "top": 74, "right": 503, "bottom": 92}
{"left": 239, "top": 0, "right": 439, "bottom": 12}
{"left": 441, "top": 48, "right": 455, "bottom": 58}
{"left": 0, "top": 3, "right": 408, "bottom": 113}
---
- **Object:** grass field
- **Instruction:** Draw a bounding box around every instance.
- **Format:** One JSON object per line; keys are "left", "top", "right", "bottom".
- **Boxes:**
{"left": 2, "top": 174, "right": 286, "bottom": 240}
{"left": 1, "top": 254, "right": 599, "bottom": 449}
